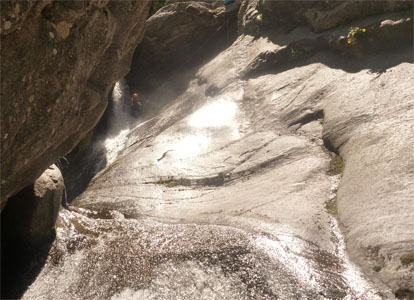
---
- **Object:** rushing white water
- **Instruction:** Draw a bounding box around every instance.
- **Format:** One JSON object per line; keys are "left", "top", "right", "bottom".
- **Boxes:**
{"left": 103, "top": 81, "right": 140, "bottom": 165}
{"left": 327, "top": 174, "right": 384, "bottom": 300}
{"left": 95, "top": 83, "right": 384, "bottom": 300}
{"left": 20, "top": 79, "right": 388, "bottom": 300}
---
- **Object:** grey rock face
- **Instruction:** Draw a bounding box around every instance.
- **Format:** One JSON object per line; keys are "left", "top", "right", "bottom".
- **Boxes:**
{"left": 1, "top": 164, "right": 64, "bottom": 245}
{"left": 126, "top": 0, "right": 238, "bottom": 95}
{"left": 68, "top": 17, "right": 411, "bottom": 300}
{"left": 9, "top": 1, "right": 414, "bottom": 299}
{"left": 321, "top": 52, "right": 414, "bottom": 294}
{"left": 305, "top": 1, "right": 412, "bottom": 33}
{"left": 238, "top": 0, "right": 412, "bottom": 35}
{"left": 0, "top": 0, "right": 149, "bottom": 210}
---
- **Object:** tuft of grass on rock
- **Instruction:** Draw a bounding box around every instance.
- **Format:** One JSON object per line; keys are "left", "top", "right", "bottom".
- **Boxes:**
{"left": 328, "top": 154, "right": 344, "bottom": 175}
{"left": 373, "top": 265, "right": 382, "bottom": 272}
{"left": 325, "top": 196, "right": 338, "bottom": 216}
{"left": 149, "top": 0, "right": 166, "bottom": 18}
{"left": 347, "top": 27, "right": 366, "bottom": 45}
{"left": 400, "top": 252, "right": 414, "bottom": 266}
{"left": 394, "top": 289, "right": 414, "bottom": 300}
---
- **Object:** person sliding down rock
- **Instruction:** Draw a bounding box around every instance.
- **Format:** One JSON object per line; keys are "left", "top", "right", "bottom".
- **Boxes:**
{"left": 130, "top": 93, "right": 142, "bottom": 117}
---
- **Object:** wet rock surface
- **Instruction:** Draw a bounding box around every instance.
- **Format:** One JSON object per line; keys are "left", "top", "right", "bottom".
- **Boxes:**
{"left": 21, "top": 209, "right": 364, "bottom": 300}
{"left": 0, "top": 0, "right": 149, "bottom": 209}
{"left": 24, "top": 44, "right": 411, "bottom": 300}
{"left": 5, "top": 1, "right": 413, "bottom": 299}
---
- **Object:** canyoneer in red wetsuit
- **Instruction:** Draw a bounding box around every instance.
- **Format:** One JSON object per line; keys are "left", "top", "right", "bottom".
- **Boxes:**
{"left": 130, "top": 93, "right": 142, "bottom": 117}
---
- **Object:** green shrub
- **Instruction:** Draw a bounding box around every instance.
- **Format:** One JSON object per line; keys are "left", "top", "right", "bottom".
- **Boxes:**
{"left": 325, "top": 197, "right": 338, "bottom": 216}
{"left": 149, "top": 0, "right": 166, "bottom": 18}
{"left": 328, "top": 154, "right": 344, "bottom": 175}
{"left": 400, "top": 252, "right": 414, "bottom": 266}
{"left": 373, "top": 265, "right": 382, "bottom": 272}
{"left": 347, "top": 27, "right": 366, "bottom": 45}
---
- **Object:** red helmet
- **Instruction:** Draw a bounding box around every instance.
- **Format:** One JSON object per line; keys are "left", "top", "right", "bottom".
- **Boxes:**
{"left": 132, "top": 93, "right": 139, "bottom": 101}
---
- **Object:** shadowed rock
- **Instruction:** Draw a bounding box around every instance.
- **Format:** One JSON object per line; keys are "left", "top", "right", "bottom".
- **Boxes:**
{"left": 126, "top": 0, "right": 239, "bottom": 109}
{"left": 0, "top": 0, "right": 150, "bottom": 209}
{"left": 1, "top": 164, "right": 63, "bottom": 245}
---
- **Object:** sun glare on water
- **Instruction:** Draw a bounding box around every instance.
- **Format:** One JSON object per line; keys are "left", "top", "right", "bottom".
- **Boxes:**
{"left": 188, "top": 99, "right": 237, "bottom": 128}
{"left": 167, "top": 99, "right": 239, "bottom": 159}
{"left": 171, "top": 134, "right": 210, "bottom": 159}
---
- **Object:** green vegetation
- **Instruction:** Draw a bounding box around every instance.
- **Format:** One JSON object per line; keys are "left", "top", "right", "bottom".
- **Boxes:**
{"left": 290, "top": 48, "right": 304, "bottom": 57}
{"left": 153, "top": 173, "right": 225, "bottom": 188}
{"left": 240, "top": 33, "right": 245, "bottom": 40}
{"left": 154, "top": 177, "right": 191, "bottom": 187}
{"left": 328, "top": 154, "right": 344, "bottom": 175}
{"left": 347, "top": 27, "right": 366, "bottom": 45}
{"left": 400, "top": 252, "right": 414, "bottom": 266}
{"left": 325, "top": 196, "right": 338, "bottom": 216}
{"left": 213, "top": 7, "right": 222, "bottom": 16}
{"left": 394, "top": 289, "right": 414, "bottom": 300}
{"left": 373, "top": 265, "right": 382, "bottom": 272}
{"left": 149, "top": 0, "right": 166, "bottom": 18}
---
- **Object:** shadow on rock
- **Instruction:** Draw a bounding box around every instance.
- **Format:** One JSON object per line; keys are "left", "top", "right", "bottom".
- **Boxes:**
{"left": 0, "top": 171, "right": 62, "bottom": 298}
{"left": 126, "top": 1, "right": 240, "bottom": 119}
{"left": 242, "top": 10, "right": 413, "bottom": 79}
{"left": 244, "top": 44, "right": 413, "bottom": 81}
{"left": 62, "top": 90, "right": 115, "bottom": 202}
{"left": 1, "top": 229, "right": 55, "bottom": 299}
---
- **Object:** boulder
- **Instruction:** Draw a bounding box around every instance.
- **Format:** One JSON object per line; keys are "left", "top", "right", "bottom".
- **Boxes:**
{"left": 1, "top": 164, "right": 64, "bottom": 245}
{"left": 305, "top": 0, "right": 412, "bottom": 33}
{"left": 0, "top": 0, "right": 150, "bottom": 210}
{"left": 126, "top": 0, "right": 239, "bottom": 96}
{"left": 238, "top": 0, "right": 318, "bottom": 35}
{"left": 237, "top": 0, "right": 412, "bottom": 35}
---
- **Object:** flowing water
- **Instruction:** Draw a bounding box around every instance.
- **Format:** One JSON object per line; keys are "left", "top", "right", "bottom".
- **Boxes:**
{"left": 18, "top": 80, "right": 388, "bottom": 300}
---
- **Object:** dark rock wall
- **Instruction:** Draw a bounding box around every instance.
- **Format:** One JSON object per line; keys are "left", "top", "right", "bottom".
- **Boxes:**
{"left": 1, "top": 164, "right": 64, "bottom": 245}
{"left": 0, "top": 0, "right": 150, "bottom": 210}
{"left": 126, "top": 1, "right": 238, "bottom": 96}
